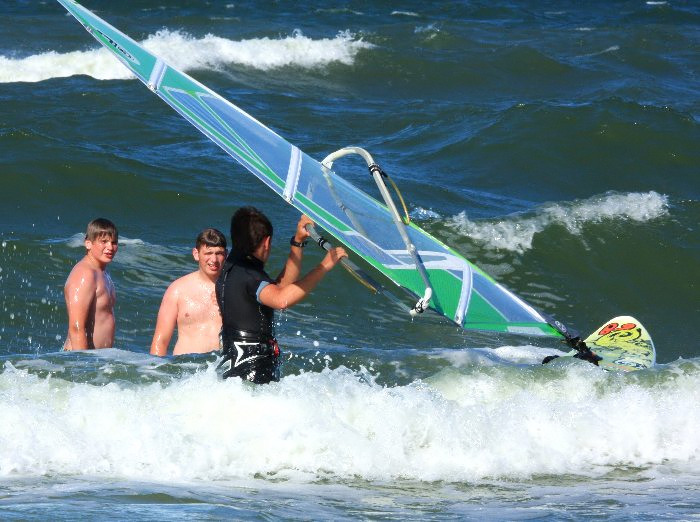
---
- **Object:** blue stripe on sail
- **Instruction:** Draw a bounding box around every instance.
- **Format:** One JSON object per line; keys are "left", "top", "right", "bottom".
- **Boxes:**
{"left": 203, "top": 95, "right": 292, "bottom": 183}
{"left": 164, "top": 89, "right": 255, "bottom": 160}
{"left": 161, "top": 88, "right": 284, "bottom": 194}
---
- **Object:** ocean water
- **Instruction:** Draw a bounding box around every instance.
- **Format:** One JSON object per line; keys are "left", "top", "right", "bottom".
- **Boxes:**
{"left": 1, "top": 0, "right": 699, "bottom": 519}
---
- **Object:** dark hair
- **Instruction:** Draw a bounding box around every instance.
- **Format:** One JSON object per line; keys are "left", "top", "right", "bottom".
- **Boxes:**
{"left": 231, "top": 207, "right": 272, "bottom": 254}
{"left": 86, "top": 218, "right": 118, "bottom": 242}
{"left": 195, "top": 228, "right": 227, "bottom": 250}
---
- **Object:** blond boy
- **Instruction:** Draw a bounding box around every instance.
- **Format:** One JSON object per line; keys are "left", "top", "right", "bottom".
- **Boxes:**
{"left": 64, "top": 218, "right": 118, "bottom": 350}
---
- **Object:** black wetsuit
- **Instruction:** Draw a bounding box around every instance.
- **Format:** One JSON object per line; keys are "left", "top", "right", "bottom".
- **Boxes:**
{"left": 215, "top": 250, "right": 280, "bottom": 384}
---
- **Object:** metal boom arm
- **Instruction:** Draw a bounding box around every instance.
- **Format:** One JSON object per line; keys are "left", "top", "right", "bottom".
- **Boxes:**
{"left": 321, "top": 147, "right": 433, "bottom": 316}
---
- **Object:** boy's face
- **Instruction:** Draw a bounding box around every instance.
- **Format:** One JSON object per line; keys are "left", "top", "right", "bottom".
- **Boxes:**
{"left": 193, "top": 244, "right": 226, "bottom": 277}
{"left": 85, "top": 234, "right": 118, "bottom": 265}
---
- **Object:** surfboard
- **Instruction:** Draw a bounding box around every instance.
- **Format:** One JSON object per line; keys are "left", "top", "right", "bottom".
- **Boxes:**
{"left": 566, "top": 316, "right": 656, "bottom": 371}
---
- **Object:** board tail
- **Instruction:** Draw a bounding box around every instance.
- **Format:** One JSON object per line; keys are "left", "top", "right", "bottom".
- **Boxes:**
{"left": 583, "top": 316, "right": 655, "bottom": 371}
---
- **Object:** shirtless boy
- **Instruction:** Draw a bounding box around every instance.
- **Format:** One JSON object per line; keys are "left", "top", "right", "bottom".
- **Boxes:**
{"left": 64, "top": 218, "right": 118, "bottom": 350}
{"left": 150, "top": 228, "right": 227, "bottom": 356}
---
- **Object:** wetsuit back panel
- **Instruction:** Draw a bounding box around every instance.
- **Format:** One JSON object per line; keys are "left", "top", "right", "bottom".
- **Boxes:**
{"left": 216, "top": 250, "right": 279, "bottom": 383}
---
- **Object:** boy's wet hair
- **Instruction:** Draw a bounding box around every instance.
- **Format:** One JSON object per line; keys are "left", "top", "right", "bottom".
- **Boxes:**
{"left": 231, "top": 207, "right": 273, "bottom": 254}
{"left": 195, "top": 228, "right": 227, "bottom": 249}
{"left": 86, "top": 218, "right": 118, "bottom": 242}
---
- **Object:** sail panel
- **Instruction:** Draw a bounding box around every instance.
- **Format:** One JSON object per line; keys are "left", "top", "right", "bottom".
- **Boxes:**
{"left": 56, "top": 0, "right": 561, "bottom": 339}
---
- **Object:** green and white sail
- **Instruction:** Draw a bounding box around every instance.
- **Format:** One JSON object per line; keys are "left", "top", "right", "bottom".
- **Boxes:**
{"left": 56, "top": 0, "right": 561, "bottom": 338}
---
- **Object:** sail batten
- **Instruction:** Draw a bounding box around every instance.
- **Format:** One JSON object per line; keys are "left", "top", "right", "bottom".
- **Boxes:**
{"left": 56, "top": 0, "right": 562, "bottom": 339}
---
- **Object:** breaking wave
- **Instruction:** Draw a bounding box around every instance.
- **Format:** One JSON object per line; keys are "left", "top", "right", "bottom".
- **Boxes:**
{"left": 1, "top": 351, "right": 699, "bottom": 483}
{"left": 0, "top": 29, "right": 374, "bottom": 83}
{"left": 446, "top": 191, "right": 669, "bottom": 253}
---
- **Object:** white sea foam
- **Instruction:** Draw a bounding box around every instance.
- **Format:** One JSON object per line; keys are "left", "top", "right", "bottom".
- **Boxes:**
{"left": 434, "top": 345, "right": 563, "bottom": 367}
{"left": 1, "top": 356, "right": 698, "bottom": 483}
{"left": 0, "top": 29, "right": 373, "bottom": 84}
{"left": 414, "top": 23, "right": 441, "bottom": 37}
{"left": 446, "top": 191, "right": 669, "bottom": 253}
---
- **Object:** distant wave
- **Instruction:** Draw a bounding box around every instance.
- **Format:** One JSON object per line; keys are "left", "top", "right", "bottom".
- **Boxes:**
{"left": 0, "top": 29, "right": 374, "bottom": 84}
{"left": 314, "top": 7, "right": 364, "bottom": 15}
{"left": 446, "top": 191, "right": 669, "bottom": 253}
{"left": 579, "top": 45, "right": 620, "bottom": 58}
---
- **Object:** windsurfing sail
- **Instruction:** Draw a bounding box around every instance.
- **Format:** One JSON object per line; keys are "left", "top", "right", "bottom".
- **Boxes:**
{"left": 55, "top": 0, "right": 563, "bottom": 339}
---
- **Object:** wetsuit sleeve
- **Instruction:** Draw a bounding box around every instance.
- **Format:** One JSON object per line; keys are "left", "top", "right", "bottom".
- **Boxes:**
{"left": 255, "top": 281, "right": 270, "bottom": 303}
{"left": 245, "top": 269, "right": 274, "bottom": 305}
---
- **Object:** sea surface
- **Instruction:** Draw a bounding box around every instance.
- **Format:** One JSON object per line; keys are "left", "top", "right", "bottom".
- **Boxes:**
{"left": 1, "top": 0, "right": 699, "bottom": 519}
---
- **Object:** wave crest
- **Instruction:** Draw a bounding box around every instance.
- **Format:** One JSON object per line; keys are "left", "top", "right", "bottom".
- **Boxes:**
{"left": 446, "top": 191, "right": 669, "bottom": 253}
{"left": 0, "top": 29, "right": 374, "bottom": 83}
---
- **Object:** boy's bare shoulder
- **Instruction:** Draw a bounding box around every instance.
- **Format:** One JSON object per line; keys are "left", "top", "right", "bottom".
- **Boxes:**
{"left": 166, "top": 271, "right": 201, "bottom": 292}
{"left": 66, "top": 258, "right": 98, "bottom": 285}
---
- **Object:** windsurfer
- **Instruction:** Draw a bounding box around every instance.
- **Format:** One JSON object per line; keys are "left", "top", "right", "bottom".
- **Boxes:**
{"left": 216, "top": 207, "right": 346, "bottom": 384}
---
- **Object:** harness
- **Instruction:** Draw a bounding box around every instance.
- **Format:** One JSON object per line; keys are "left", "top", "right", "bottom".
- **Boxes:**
{"left": 218, "top": 333, "right": 280, "bottom": 383}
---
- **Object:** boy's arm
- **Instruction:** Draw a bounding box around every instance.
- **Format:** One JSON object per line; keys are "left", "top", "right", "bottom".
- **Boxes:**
{"left": 260, "top": 247, "right": 346, "bottom": 309}
{"left": 64, "top": 266, "right": 96, "bottom": 350}
{"left": 149, "top": 284, "right": 178, "bottom": 356}
{"left": 276, "top": 215, "right": 313, "bottom": 288}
